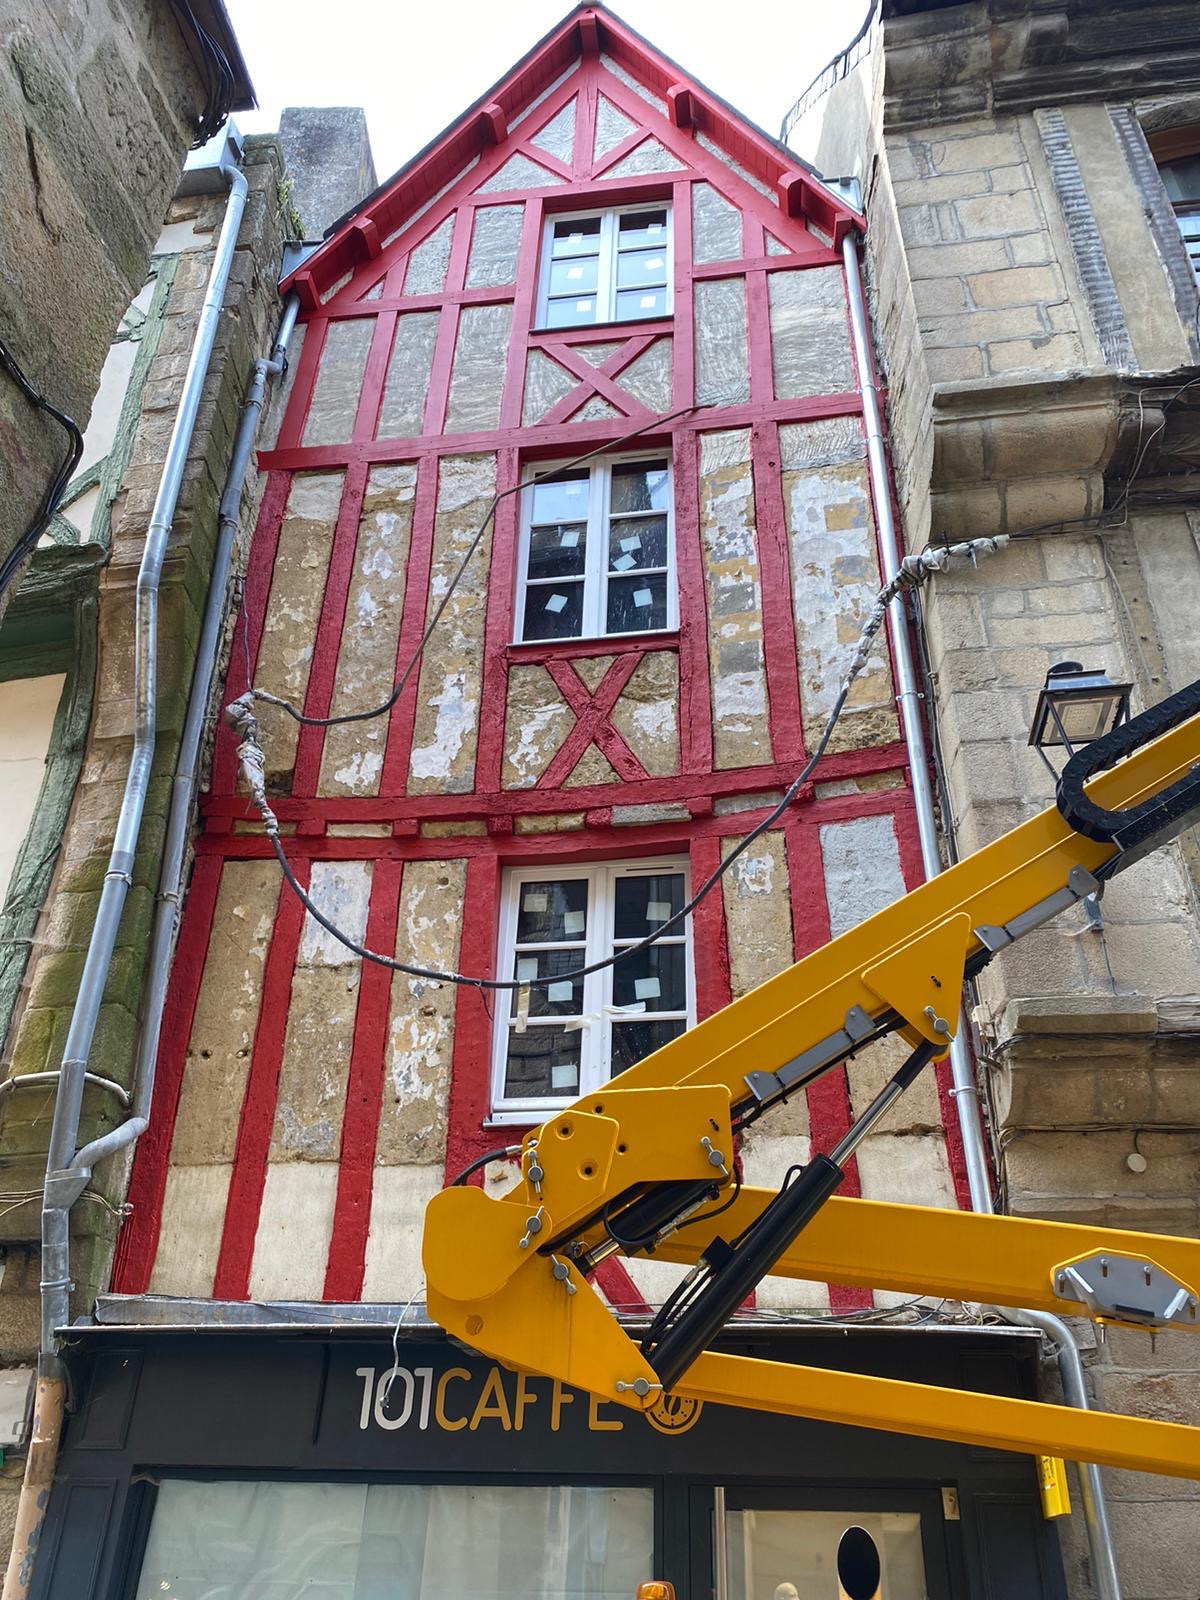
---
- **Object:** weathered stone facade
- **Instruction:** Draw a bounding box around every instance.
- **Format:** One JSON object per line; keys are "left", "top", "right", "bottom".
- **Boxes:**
{"left": 795, "top": 2, "right": 1200, "bottom": 1591}
{"left": 0, "top": 131, "right": 289, "bottom": 1553}
{"left": 0, "top": 0, "right": 250, "bottom": 623}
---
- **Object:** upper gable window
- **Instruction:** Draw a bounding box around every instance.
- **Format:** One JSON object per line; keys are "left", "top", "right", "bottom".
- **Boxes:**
{"left": 538, "top": 205, "right": 672, "bottom": 329}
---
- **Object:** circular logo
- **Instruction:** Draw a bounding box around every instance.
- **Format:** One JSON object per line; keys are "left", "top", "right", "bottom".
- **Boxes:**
{"left": 644, "top": 1392, "right": 704, "bottom": 1435}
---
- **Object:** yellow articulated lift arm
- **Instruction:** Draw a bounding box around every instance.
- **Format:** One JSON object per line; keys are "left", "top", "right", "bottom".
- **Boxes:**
{"left": 424, "top": 679, "right": 1200, "bottom": 1479}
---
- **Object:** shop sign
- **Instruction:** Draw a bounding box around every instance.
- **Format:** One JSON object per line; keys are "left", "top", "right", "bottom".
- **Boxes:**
{"left": 354, "top": 1361, "right": 704, "bottom": 1438}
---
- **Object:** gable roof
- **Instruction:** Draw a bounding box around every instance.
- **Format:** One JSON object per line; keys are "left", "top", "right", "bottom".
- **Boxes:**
{"left": 282, "top": 2, "right": 863, "bottom": 308}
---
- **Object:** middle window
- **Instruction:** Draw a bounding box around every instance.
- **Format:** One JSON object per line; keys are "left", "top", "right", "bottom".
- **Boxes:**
{"left": 516, "top": 454, "right": 675, "bottom": 641}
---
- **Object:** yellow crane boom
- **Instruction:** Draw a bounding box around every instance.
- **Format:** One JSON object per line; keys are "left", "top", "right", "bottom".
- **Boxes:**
{"left": 423, "top": 679, "right": 1200, "bottom": 1479}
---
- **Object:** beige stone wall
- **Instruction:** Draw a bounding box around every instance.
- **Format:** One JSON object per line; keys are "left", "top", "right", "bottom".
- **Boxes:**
{"left": 780, "top": 419, "right": 898, "bottom": 752}
{"left": 912, "top": 512, "right": 1200, "bottom": 1592}
{"left": 0, "top": 0, "right": 214, "bottom": 623}
{"left": 806, "top": 46, "right": 1199, "bottom": 555}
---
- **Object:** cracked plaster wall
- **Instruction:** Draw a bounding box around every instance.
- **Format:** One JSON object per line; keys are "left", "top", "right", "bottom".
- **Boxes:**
{"left": 319, "top": 464, "right": 417, "bottom": 796}
{"left": 408, "top": 454, "right": 496, "bottom": 795}
{"left": 780, "top": 422, "right": 898, "bottom": 753}
{"left": 699, "top": 429, "right": 772, "bottom": 768}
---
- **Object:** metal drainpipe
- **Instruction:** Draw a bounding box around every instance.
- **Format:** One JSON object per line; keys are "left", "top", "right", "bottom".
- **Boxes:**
{"left": 841, "top": 226, "right": 1123, "bottom": 1600}
{"left": 2, "top": 151, "right": 249, "bottom": 1600}
{"left": 67, "top": 291, "right": 300, "bottom": 1188}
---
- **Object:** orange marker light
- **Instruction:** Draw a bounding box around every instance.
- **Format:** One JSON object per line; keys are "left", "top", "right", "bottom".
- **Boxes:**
{"left": 636, "top": 1583, "right": 676, "bottom": 1600}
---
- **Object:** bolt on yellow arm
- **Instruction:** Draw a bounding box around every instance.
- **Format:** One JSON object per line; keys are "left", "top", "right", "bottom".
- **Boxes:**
{"left": 424, "top": 680, "right": 1200, "bottom": 1479}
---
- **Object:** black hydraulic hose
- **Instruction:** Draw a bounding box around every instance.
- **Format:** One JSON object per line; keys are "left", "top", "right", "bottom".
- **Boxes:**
{"left": 645, "top": 1154, "right": 845, "bottom": 1388}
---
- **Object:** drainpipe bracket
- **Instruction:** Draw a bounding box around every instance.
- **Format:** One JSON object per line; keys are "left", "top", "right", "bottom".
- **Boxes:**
{"left": 43, "top": 1169, "right": 90, "bottom": 1212}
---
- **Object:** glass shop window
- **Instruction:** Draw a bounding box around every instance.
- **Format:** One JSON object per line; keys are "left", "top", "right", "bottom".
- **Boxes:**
{"left": 1157, "top": 151, "right": 1200, "bottom": 283}
{"left": 538, "top": 205, "right": 672, "bottom": 328}
{"left": 724, "top": 1506, "right": 931, "bottom": 1600}
{"left": 516, "top": 455, "right": 674, "bottom": 642}
{"left": 134, "top": 1478, "right": 654, "bottom": 1599}
{"left": 492, "top": 858, "right": 693, "bottom": 1118}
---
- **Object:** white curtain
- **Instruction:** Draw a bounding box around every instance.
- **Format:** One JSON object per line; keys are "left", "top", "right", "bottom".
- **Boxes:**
{"left": 136, "top": 1479, "right": 654, "bottom": 1600}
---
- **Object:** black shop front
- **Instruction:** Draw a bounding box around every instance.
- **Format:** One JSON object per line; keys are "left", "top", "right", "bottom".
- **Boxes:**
{"left": 33, "top": 1319, "right": 1067, "bottom": 1599}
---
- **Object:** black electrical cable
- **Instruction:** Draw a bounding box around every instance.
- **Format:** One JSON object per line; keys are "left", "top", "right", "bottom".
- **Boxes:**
{"left": 0, "top": 337, "right": 83, "bottom": 602}
{"left": 266, "top": 678, "right": 852, "bottom": 992}
{"left": 236, "top": 379, "right": 904, "bottom": 992}
{"left": 601, "top": 1195, "right": 666, "bottom": 1254}
{"left": 168, "top": 0, "right": 236, "bottom": 146}
{"left": 255, "top": 403, "right": 704, "bottom": 733}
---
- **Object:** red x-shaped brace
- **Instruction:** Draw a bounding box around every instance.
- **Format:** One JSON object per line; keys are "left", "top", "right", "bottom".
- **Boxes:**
{"left": 537, "top": 333, "right": 662, "bottom": 428}
{"left": 538, "top": 653, "right": 649, "bottom": 788}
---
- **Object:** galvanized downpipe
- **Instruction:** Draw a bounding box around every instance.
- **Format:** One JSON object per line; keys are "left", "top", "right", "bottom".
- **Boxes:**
{"left": 841, "top": 225, "right": 1122, "bottom": 1600}
{"left": 68, "top": 291, "right": 300, "bottom": 1189}
{"left": 3, "top": 150, "right": 249, "bottom": 1600}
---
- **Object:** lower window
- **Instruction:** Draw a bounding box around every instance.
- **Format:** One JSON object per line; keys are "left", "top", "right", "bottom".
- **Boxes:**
{"left": 135, "top": 1478, "right": 654, "bottom": 1600}
{"left": 491, "top": 857, "right": 694, "bottom": 1119}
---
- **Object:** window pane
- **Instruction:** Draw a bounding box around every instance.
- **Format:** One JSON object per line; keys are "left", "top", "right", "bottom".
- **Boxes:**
{"left": 606, "top": 572, "right": 668, "bottom": 632}
{"left": 528, "top": 522, "right": 587, "bottom": 580}
{"left": 530, "top": 471, "right": 589, "bottom": 524}
{"left": 522, "top": 580, "right": 584, "bottom": 640}
{"left": 545, "top": 296, "right": 598, "bottom": 328}
{"left": 549, "top": 256, "right": 600, "bottom": 296}
{"left": 611, "top": 942, "right": 686, "bottom": 1012}
{"left": 136, "top": 1477, "right": 655, "bottom": 1600}
{"left": 614, "top": 871, "right": 685, "bottom": 938}
{"left": 608, "top": 515, "right": 668, "bottom": 572}
{"left": 506, "top": 1026, "right": 582, "bottom": 1097}
{"left": 616, "top": 286, "right": 668, "bottom": 321}
{"left": 1161, "top": 155, "right": 1200, "bottom": 203}
{"left": 610, "top": 459, "right": 669, "bottom": 514}
{"left": 619, "top": 210, "right": 668, "bottom": 250}
{"left": 509, "top": 950, "right": 585, "bottom": 1018}
{"left": 616, "top": 247, "right": 669, "bottom": 289}
{"left": 516, "top": 878, "right": 588, "bottom": 943}
{"left": 725, "top": 1508, "right": 929, "bottom": 1600}
{"left": 552, "top": 216, "right": 603, "bottom": 256}
{"left": 609, "top": 1017, "right": 685, "bottom": 1074}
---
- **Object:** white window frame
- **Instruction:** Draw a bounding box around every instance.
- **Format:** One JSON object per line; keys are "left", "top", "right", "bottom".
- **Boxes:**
{"left": 514, "top": 452, "right": 677, "bottom": 643}
{"left": 536, "top": 202, "right": 673, "bottom": 329}
{"left": 489, "top": 856, "right": 695, "bottom": 1123}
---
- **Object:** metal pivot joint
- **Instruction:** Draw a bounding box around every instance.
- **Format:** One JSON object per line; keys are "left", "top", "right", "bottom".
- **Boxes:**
{"left": 1054, "top": 1255, "right": 1199, "bottom": 1331}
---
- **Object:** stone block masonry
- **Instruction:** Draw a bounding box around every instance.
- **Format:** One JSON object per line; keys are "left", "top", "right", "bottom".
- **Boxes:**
{"left": 886, "top": 114, "right": 1092, "bottom": 385}
{"left": 0, "top": 0, "right": 224, "bottom": 624}
{"left": 796, "top": 7, "right": 1200, "bottom": 1589}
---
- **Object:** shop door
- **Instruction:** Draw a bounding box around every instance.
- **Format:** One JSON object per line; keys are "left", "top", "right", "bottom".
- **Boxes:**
{"left": 696, "top": 1487, "right": 955, "bottom": 1600}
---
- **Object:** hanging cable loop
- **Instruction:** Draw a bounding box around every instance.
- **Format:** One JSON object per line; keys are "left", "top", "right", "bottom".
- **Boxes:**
{"left": 228, "top": 397, "right": 1010, "bottom": 993}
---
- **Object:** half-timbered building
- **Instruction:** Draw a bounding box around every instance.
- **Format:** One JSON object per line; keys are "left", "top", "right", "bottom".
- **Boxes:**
{"left": 37, "top": 10, "right": 1071, "bottom": 1597}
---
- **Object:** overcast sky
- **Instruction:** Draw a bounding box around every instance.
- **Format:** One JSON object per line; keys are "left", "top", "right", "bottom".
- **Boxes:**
{"left": 223, "top": 1, "right": 859, "bottom": 182}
